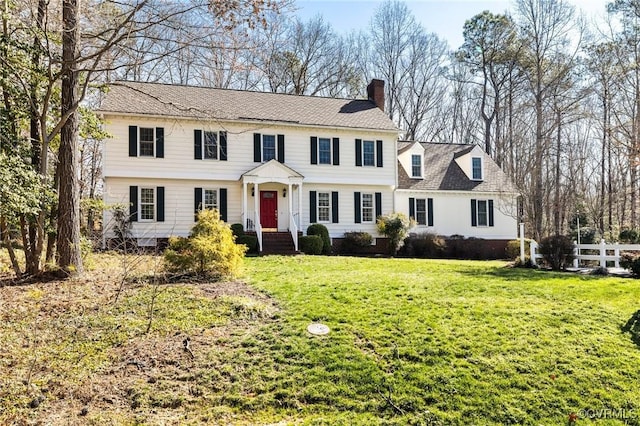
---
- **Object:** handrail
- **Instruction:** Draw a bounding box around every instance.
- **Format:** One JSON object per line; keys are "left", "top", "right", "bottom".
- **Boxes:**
{"left": 289, "top": 212, "right": 298, "bottom": 252}
{"left": 254, "top": 212, "right": 262, "bottom": 252}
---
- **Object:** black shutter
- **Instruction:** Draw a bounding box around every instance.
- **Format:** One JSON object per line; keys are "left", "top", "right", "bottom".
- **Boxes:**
{"left": 220, "top": 131, "right": 228, "bottom": 161}
{"left": 428, "top": 198, "right": 434, "bottom": 227}
{"left": 277, "top": 134, "right": 285, "bottom": 163}
{"left": 129, "top": 185, "right": 138, "bottom": 222}
{"left": 156, "top": 187, "right": 165, "bottom": 222}
{"left": 253, "top": 133, "right": 261, "bottom": 162}
{"left": 155, "top": 127, "right": 164, "bottom": 158}
{"left": 194, "top": 187, "right": 202, "bottom": 221}
{"left": 310, "top": 136, "right": 318, "bottom": 164}
{"left": 488, "top": 199, "right": 494, "bottom": 227}
{"left": 375, "top": 192, "right": 382, "bottom": 218}
{"left": 332, "top": 138, "right": 340, "bottom": 165}
{"left": 471, "top": 199, "right": 477, "bottom": 227}
{"left": 409, "top": 197, "right": 415, "bottom": 219}
{"left": 355, "top": 139, "right": 362, "bottom": 167}
{"left": 220, "top": 188, "right": 228, "bottom": 222}
{"left": 354, "top": 192, "right": 361, "bottom": 223}
{"left": 376, "top": 140, "right": 383, "bottom": 167}
{"left": 194, "top": 129, "right": 202, "bottom": 160}
{"left": 332, "top": 191, "right": 339, "bottom": 223}
{"left": 129, "top": 126, "right": 137, "bottom": 157}
{"left": 310, "top": 191, "right": 317, "bottom": 223}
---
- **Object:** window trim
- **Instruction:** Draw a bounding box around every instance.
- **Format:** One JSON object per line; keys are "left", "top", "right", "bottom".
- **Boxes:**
{"left": 318, "top": 137, "right": 332, "bottom": 165}
{"left": 411, "top": 154, "right": 423, "bottom": 178}
{"left": 262, "top": 134, "right": 277, "bottom": 162}
{"left": 317, "top": 191, "right": 331, "bottom": 223}
{"left": 139, "top": 127, "right": 155, "bottom": 157}
{"left": 203, "top": 188, "right": 218, "bottom": 211}
{"left": 139, "top": 187, "right": 156, "bottom": 222}
{"left": 362, "top": 140, "right": 375, "bottom": 167}
{"left": 475, "top": 199, "right": 489, "bottom": 227}
{"left": 203, "top": 131, "right": 219, "bottom": 160}
{"left": 361, "top": 193, "right": 374, "bottom": 223}
{"left": 472, "top": 156, "right": 483, "bottom": 180}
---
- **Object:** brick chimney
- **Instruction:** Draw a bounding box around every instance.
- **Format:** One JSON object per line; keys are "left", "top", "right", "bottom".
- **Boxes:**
{"left": 367, "top": 79, "right": 385, "bottom": 112}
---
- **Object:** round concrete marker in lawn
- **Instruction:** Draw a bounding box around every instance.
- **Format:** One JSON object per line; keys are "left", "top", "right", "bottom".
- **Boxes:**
{"left": 307, "top": 323, "right": 330, "bottom": 336}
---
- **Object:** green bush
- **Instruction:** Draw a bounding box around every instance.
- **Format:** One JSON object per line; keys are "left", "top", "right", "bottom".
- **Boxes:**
{"left": 299, "top": 235, "right": 323, "bottom": 255}
{"left": 236, "top": 235, "right": 258, "bottom": 254}
{"left": 619, "top": 229, "right": 640, "bottom": 243}
{"left": 620, "top": 252, "right": 640, "bottom": 278}
{"left": 538, "top": 235, "right": 575, "bottom": 271}
{"left": 376, "top": 212, "right": 414, "bottom": 255}
{"left": 230, "top": 223, "right": 245, "bottom": 238}
{"left": 403, "top": 233, "right": 446, "bottom": 258}
{"left": 341, "top": 231, "right": 373, "bottom": 254}
{"left": 513, "top": 256, "right": 537, "bottom": 269}
{"left": 307, "top": 224, "right": 331, "bottom": 254}
{"left": 164, "top": 209, "right": 246, "bottom": 278}
{"left": 506, "top": 239, "right": 531, "bottom": 260}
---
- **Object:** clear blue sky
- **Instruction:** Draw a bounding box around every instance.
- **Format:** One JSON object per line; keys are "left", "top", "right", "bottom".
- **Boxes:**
{"left": 294, "top": 0, "right": 610, "bottom": 49}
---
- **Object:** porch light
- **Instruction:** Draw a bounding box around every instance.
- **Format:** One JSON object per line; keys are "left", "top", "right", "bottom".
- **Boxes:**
{"left": 283, "top": 188, "right": 287, "bottom": 198}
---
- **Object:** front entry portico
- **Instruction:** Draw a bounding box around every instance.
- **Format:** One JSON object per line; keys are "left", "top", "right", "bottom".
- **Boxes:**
{"left": 240, "top": 159, "right": 304, "bottom": 252}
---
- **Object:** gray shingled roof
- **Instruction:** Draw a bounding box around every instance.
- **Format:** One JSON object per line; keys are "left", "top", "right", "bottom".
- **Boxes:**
{"left": 98, "top": 81, "right": 397, "bottom": 132}
{"left": 398, "top": 142, "right": 517, "bottom": 193}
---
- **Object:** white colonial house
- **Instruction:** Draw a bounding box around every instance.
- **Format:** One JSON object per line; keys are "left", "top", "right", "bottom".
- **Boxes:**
{"left": 98, "top": 80, "right": 519, "bottom": 254}
{"left": 98, "top": 80, "right": 398, "bottom": 252}
{"left": 396, "top": 141, "right": 518, "bottom": 241}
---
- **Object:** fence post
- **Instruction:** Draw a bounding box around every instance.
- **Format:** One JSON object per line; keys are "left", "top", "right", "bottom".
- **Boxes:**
{"left": 530, "top": 240, "right": 538, "bottom": 266}
{"left": 520, "top": 223, "right": 525, "bottom": 263}
{"left": 600, "top": 239, "right": 606, "bottom": 268}
{"left": 573, "top": 241, "right": 578, "bottom": 268}
{"left": 615, "top": 243, "right": 620, "bottom": 268}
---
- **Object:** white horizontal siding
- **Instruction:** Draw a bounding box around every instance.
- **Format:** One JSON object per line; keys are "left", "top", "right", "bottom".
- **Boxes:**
{"left": 103, "top": 115, "right": 396, "bottom": 185}
{"left": 395, "top": 191, "right": 518, "bottom": 240}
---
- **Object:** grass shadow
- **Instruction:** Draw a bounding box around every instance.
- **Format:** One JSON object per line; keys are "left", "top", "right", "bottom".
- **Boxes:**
{"left": 622, "top": 310, "right": 640, "bottom": 349}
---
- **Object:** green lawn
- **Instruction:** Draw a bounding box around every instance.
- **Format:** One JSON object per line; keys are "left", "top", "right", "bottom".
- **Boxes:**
{"left": 1, "top": 255, "right": 639, "bottom": 425}
{"left": 242, "top": 257, "right": 640, "bottom": 425}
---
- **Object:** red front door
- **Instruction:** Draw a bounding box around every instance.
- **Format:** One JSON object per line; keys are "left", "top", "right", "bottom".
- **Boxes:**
{"left": 260, "top": 191, "right": 278, "bottom": 229}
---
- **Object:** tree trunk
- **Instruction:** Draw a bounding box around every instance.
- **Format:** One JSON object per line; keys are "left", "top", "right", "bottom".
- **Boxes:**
{"left": 57, "top": 0, "right": 83, "bottom": 275}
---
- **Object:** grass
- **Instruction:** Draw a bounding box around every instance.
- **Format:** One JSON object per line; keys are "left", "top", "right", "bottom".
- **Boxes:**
{"left": 1, "top": 254, "right": 639, "bottom": 424}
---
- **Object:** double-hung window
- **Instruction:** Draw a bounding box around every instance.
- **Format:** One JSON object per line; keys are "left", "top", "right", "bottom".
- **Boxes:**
{"left": 362, "top": 193, "right": 374, "bottom": 222}
{"left": 409, "top": 197, "right": 433, "bottom": 226}
{"left": 319, "top": 138, "right": 331, "bottom": 164}
{"left": 411, "top": 154, "right": 422, "bottom": 178}
{"left": 415, "top": 199, "right": 426, "bottom": 225}
{"left": 471, "top": 199, "right": 494, "bottom": 227}
{"left": 363, "top": 141, "right": 375, "bottom": 166}
{"left": 139, "top": 128, "right": 155, "bottom": 157}
{"left": 262, "top": 135, "right": 276, "bottom": 161}
{"left": 472, "top": 157, "right": 483, "bottom": 180}
{"left": 204, "top": 131, "right": 218, "bottom": 160}
{"left": 140, "top": 188, "right": 155, "bottom": 221}
{"left": 204, "top": 189, "right": 218, "bottom": 210}
{"left": 317, "top": 192, "right": 330, "bottom": 222}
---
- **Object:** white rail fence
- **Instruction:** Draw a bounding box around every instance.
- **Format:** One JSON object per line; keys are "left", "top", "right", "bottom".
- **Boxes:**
{"left": 518, "top": 223, "right": 640, "bottom": 269}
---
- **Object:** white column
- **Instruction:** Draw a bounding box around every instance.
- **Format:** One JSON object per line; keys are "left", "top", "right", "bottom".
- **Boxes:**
{"left": 254, "top": 183, "right": 259, "bottom": 224}
{"left": 519, "top": 223, "right": 525, "bottom": 263}
{"left": 298, "top": 182, "right": 303, "bottom": 231}
{"left": 242, "top": 182, "right": 247, "bottom": 229}
{"left": 288, "top": 183, "right": 293, "bottom": 220}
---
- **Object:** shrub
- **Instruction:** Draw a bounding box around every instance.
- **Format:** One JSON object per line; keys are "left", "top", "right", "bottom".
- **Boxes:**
{"left": 620, "top": 252, "right": 640, "bottom": 278}
{"left": 299, "top": 235, "right": 323, "bottom": 255}
{"left": 164, "top": 209, "right": 246, "bottom": 278}
{"left": 619, "top": 229, "right": 640, "bottom": 243}
{"left": 404, "top": 233, "right": 445, "bottom": 258}
{"left": 230, "top": 223, "right": 245, "bottom": 238}
{"left": 513, "top": 256, "right": 537, "bottom": 269}
{"left": 376, "top": 212, "right": 413, "bottom": 255}
{"left": 307, "top": 224, "right": 331, "bottom": 254}
{"left": 341, "top": 231, "right": 373, "bottom": 254}
{"left": 505, "top": 239, "right": 531, "bottom": 260}
{"left": 538, "top": 235, "right": 575, "bottom": 271}
{"left": 236, "top": 235, "right": 258, "bottom": 254}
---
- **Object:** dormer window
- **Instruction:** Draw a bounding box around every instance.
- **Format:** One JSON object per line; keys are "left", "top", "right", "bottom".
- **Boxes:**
{"left": 411, "top": 154, "right": 422, "bottom": 178}
{"left": 472, "top": 157, "right": 483, "bottom": 180}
